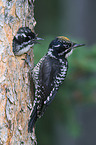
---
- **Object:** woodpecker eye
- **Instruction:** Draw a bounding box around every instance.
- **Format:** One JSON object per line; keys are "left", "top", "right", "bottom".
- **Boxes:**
{"left": 28, "top": 32, "right": 36, "bottom": 39}
{"left": 63, "top": 42, "right": 72, "bottom": 49}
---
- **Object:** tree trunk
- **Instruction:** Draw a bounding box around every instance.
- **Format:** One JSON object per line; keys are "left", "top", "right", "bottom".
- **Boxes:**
{"left": 0, "top": 0, "right": 36, "bottom": 144}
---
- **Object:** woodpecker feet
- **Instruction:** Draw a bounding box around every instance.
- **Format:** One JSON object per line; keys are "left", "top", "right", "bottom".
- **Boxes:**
{"left": 22, "top": 53, "right": 33, "bottom": 69}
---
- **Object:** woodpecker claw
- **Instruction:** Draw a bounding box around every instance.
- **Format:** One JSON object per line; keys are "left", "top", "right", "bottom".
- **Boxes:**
{"left": 22, "top": 54, "right": 32, "bottom": 68}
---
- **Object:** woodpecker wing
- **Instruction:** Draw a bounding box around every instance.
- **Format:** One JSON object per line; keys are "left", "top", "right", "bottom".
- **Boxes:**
{"left": 36, "top": 55, "right": 68, "bottom": 117}
{"left": 28, "top": 55, "right": 68, "bottom": 132}
{"left": 38, "top": 56, "right": 60, "bottom": 99}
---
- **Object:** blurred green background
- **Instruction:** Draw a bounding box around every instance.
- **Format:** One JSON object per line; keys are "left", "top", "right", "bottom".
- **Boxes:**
{"left": 33, "top": 0, "right": 96, "bottom": 145}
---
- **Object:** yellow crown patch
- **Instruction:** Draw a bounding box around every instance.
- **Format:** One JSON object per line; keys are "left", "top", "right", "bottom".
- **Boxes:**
{"left": 57, "top": 36, "right": 70, "bottom": 42}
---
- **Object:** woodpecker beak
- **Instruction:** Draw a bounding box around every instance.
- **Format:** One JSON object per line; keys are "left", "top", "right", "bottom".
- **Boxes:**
{"left": 36, "top": 37, "right": 44, "bottom": 40}
{"left": 34, "top": 37, "right": 44, "bottom": 44}
{"left": 73, "top": 43, "right": 85, "bottom": 48}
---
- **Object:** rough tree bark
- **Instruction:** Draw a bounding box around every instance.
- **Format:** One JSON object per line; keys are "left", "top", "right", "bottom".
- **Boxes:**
{"left": 0, "top": 0, "right": 36, "bottom": 144}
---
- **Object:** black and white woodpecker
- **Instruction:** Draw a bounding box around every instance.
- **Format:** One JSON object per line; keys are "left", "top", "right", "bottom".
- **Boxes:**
{"left": 28, "top": 36, "right": 85, "bottom": 133}
{"left": 12, "top": 27, "right": 43, "bottom": 55}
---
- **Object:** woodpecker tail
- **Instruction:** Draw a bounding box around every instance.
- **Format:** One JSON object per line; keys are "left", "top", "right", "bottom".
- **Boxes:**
{"left": 28, "top": 105, "right": 37, "bottom": 133}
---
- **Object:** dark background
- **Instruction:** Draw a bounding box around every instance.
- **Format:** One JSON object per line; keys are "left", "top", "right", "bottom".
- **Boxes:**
{"left": 33, "top": 0, "right": 96, "bottom": 145}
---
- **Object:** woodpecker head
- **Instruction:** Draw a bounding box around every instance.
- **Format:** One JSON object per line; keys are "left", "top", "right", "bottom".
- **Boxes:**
{"left": 14, "top": 27, "right": 43, "bottom": 44}
{"left": 48, "top": 36, "right": 85, "bottom": 59}
{"left": 13, "top": 27, "right": 43, "bottom": 55}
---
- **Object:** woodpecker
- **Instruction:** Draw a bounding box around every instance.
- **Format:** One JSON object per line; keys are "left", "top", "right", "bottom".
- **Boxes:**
{"left": 12, "top": 27, "right": 43, "bottom": 55}
{"left": 28, "top": 36, "right": 85, "bottom": 133}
